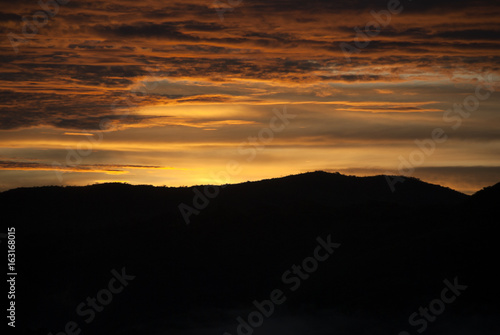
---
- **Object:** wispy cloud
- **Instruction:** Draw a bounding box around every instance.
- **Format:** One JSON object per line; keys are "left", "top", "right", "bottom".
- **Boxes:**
{"left": 0, "top": 160, "right": 180, "bottom": 174}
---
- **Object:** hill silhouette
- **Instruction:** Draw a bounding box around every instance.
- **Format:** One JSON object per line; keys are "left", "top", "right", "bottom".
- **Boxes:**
{"left": 1, "top": 171, "right": 498, "bottom": 335}
{"left": 470, "top": 181, "right": 500, "bottom": 205}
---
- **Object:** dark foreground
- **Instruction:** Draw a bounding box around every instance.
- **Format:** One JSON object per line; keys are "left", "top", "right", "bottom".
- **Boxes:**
{"left": 1, "top": 172, "right": 499, "bottom": 334}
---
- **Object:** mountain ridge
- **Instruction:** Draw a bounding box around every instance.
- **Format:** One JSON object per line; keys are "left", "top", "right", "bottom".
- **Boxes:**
{"left": 0, "top": 170, "right": 474, "bottom": 201}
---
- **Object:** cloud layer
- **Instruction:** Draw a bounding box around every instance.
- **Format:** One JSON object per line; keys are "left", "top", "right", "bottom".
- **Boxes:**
{"left": 0, "top": 0, "right": 499, "bottom": 192}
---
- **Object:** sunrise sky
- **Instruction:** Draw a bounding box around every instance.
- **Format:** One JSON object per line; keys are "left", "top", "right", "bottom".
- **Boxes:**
{"left": 1, "top": 0, "right": 499, "bottom": 193}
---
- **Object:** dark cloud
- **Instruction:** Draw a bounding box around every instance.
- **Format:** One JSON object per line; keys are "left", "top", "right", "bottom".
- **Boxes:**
{"left": 318, "top": 74, "right": 382, "bottom": 82}
{"left": 0, "top": 160, "right": 165, "bottom": 172}
{"left": 434, "top": 29, "right": 500, "bottom": 41}
{"left": 181, "top": 21, "right": 226, "bottom": 32}
{"left": 94, "top": 23, "right": 201, "bottom": 41}
{"left": 0, "top": 12, "right": 21, "bottom": 21}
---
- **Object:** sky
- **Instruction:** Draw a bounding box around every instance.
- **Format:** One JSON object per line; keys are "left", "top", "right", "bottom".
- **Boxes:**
{"left": 0, "top": 0, "right": 499, "bottom": 194}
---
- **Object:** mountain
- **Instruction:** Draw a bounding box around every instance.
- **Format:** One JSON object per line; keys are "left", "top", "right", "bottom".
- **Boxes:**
{"left": 1, "top": 172, "right": 498, "bottom": 335}
{"left": 471, "top": 181, "right": 500, "bottom": 205}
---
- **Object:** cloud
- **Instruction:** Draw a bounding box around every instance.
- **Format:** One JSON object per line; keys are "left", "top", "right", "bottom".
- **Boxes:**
{"left": 0, "top": 160, "right": 177, "bottom": 174}
{"left": 0, "top": 0, "right": 498, "bottom": 192}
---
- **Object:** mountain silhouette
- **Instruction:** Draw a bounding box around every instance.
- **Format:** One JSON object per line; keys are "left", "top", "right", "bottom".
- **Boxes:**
{"left": 470, "top": 181, "right": 500, "bottom": 205}
{"left": 1, "top": 172, "right": 498, "bottom": 335}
